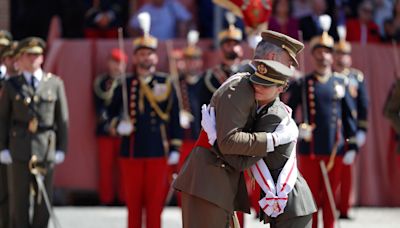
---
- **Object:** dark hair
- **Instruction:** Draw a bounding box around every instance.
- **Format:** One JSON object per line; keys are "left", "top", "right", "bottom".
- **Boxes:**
{"left": 272, "top": 0, "right": 293, "bottom": 17}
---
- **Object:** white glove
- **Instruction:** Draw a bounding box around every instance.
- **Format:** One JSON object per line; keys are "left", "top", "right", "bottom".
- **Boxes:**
{"left": 117, "top": 120, "right": 133, "bottom": 136}
{"left": 343, "top": 150, "right": 356, "bottom": 165}
{"left": 55, "top": 151, "right": 65, "bottom": 164}
{"left": 356, "top": 131, "right": 366, "bottom": 147}
{"left": 201, "top": 104, "right": 217, "bottom": 145}
{"left": 0, "top": 149, "right": 12, "bottom": 164}
{"left": 271, "top": 118, "right": 299, "bottom": 147}
{"left": 167, "top": 151, "right": 180, "bottom": 165}
{"left": 179, "top": 110, "right": 194, "bottom": 129}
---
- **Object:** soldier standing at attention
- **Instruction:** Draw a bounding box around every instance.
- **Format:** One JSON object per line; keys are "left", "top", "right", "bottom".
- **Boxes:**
{"left": 333, "top": 26, "right": 368, "bottom": 219}
{"left": 0, "top": 29, "right": 13, "bottom": 228}
{"left": 109, "top": 12, "right": 183, "bottom": 228}
{"left": 93, "top": 48, "right": 127, "bottom": 205}
{"left": 177, "top": 30, "right": 204, "bottom": 170}
{"left": 199, "top": 12, "right": 244, "bottom": 107}
{"left": 287, "top": 15, "right": 358, "bottom": 228}
{"left": 0, "top": 37, "right": 69, "bottom": 228}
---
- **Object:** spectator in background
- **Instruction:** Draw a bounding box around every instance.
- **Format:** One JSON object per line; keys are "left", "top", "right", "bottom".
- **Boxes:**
{"left": 129, "top": 0, "right": 192, "bottom": 40}
{"left": 83, "top": 0, "right": 129, "bottom": 39}
{"left": 383, "top": 0, "right": 400, "bottom": 42}
{"left": 346, "top": 0, "right": 380, "bottom": 44}
{"left": 269, "top": 0, "right": 299, "bottom": 39}
{"left": 299, "top": 0, "right": 339, "bottom": 41}
{"left": 292, "top": 0, "right": 313, "bottom": 19}
{"left": 373, "top": 0, "right": 393, "bottom": 37}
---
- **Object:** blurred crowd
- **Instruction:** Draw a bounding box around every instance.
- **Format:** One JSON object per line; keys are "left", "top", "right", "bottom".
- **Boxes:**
{"left": 6, "top": 0, "right": 400, "bottom": 43}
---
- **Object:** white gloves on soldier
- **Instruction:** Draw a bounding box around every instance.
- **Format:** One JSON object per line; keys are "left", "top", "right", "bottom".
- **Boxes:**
{"left": 55, "top": 151, "right": 65, "bottom": 164}
{"left": 270, "top": 118, "right": 299, "bottom": 147}
{"left": 201, "top": 104, "right": 299, "bottom": 149}
{"left": 167, "top": 151, "right": 180, "bottom": 165}
{"left": 201, "top": 104, "right": 217, "bottom": 145}
{"left": 356, "top": 131, "right": 366, "bottom": 147}
{"left": 0, "top": 149, "right": 12, "bottom": 164}
{"left": 117, "top": 120, "right": 133, "bottom": 136}
{"left": 343, "top": 150, "right": 356, "bottom": 165}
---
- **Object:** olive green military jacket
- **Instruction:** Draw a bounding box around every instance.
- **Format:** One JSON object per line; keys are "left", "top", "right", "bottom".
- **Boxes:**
{"left": 174, "top": 74, "right": 268, "bottom": 213}
{"left": 255, "top": 98, "right": 317, "bottom": 222}
{"left": 0, "top": 73, "right": 68, "bottom": 162}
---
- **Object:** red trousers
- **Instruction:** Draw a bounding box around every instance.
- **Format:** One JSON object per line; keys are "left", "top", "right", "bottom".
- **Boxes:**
{"left": 97, "top": 137, "right": 123, "bottom": 204}
{"left": 120, "top": 157, "right": 168, "bottom": 228}
{"left": 298, "top": 155, "right": 342, "bottom": 228}
{"left": 338, "top": 163, "right": 353, "bottom": 216}
{"left": 84, "top": 28, "right": 118, "bottom": 39}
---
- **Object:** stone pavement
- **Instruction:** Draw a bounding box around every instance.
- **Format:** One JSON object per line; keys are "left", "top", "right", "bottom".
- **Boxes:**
{"left": 50, "top": 206, "right": 400, "bottom": 228}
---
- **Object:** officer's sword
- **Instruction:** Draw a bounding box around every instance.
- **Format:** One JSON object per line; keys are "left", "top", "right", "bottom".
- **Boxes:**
{"left": 29, "top": 156, "right": 62, "bottom": 228}
{"left": 118, "top": 28, "right": 132, "bottom": 124}
{"left": 320, "top": 160, "right": 341, "bottom": 228}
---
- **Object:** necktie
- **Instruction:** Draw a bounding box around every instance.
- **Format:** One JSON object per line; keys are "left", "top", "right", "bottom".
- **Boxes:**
{"left": 31, "top": 76, "right": 37, "bottom": 91}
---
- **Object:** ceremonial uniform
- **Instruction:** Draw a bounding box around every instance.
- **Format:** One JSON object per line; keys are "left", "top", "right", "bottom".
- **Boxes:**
{"left": 93, "top": 72, "right": 123, "bottom": 205}
{"left": 287, "top": 29, "right": 358, "bottom": 227}
{"left": 177, "top": 75, "right": 202, "bottom": 169}
{"left": 0, "top": 30, "right": 13, "bottom": 228}
{"left": 0, "top": 37, "right": 69, "bottom": 228}
{"left": 333, "top": 36, "right": 369, "bottom": 218}
{"left": 110, "top": 71, "right": 182, "bottom": 228}
{"left": 337, "top": 67, "right": 368, "bottom": 217}
{"left": 249, "top": 60, "right": 316, "bottom": 228}
{"left": 110, "top": 17, "right": 182, "bottom": 226}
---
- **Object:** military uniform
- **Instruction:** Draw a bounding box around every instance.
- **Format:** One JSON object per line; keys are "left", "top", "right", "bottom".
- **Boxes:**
{"left": 287, "top": 29, "right": 358, "bottom": 228}
{"left": 174, "top": 36, "right": 303, "bottom": 226}
{"left": 93, "top": 71, "right": 123, "bottom": 205}
{"left": 0, "top": 37, "right": 68, "bottom": 228}
{"left": 109, "top": 20, "right": 183, "bottom": 227}
{"left": 333, "top": 37, "right": 369, "bottom": 218}
{"left": 0, "top": 29, "right": 13, "bottom": 228}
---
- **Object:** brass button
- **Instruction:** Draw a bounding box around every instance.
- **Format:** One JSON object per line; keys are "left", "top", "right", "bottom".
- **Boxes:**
{"left": 220, "top": 164, "right": 226, "bottom": 168}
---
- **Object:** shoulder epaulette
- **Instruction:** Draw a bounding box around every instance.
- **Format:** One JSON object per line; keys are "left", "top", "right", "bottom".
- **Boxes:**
{"left": 350, "top": 68, "right": 364, "bottom": 82}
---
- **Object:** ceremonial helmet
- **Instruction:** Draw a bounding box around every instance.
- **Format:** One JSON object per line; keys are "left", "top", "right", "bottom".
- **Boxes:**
{"left": 334, "top": 25, "right": 351, "bottom": 54}
{"left": 309, "top": 14, "right": 334, "bottom": 51}
{"left": 218, "top": 12, "right": 243, "bottom": 44}
{"left": 183, "top": 30, "right": 202, "bottom": 58}
{"left": 132, "top": 12, "right": 158, "bottom": 52}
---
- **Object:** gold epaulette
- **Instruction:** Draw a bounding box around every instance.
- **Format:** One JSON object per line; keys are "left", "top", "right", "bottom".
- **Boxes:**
{"left": 350, "top": 68, "right": 364, "bottom": 82}
{"left": 93, "top": 75, "right": 119, "bottom": 104}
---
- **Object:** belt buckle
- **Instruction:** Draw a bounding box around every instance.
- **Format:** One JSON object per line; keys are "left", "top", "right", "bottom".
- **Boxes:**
{"left": 28, "top": 117, "right": 38, "bottom": 133}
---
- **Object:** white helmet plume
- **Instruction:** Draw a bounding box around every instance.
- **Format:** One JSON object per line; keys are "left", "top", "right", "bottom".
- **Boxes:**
{"left": 187, "top": 30, "right": 199, "bottom": 46}
{"left": 138, "top": 12, "right": 151, "bottom": 35}
{"left": 318, "top": 14, "right": 332, "bottom": 32}
{"left": 337, "top": 25, "right": 347, "bottom": 41}
{"left": 225, "top": 12, "right": 236, "bottom": 27}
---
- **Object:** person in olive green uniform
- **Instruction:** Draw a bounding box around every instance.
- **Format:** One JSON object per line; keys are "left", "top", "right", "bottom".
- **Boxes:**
{"left": 0, "top": 30, "right": 13, "bottom": 228}
{"left": 249, "top": 60, "right": 316, "bottom": 228}
{"left": 0, "top": 37, "right": 69, "bottom": 228}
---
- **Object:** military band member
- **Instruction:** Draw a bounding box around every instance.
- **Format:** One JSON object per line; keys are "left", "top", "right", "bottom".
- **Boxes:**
{"left": 248, "top": 60, "right": 316, "bottom": 228}
{"left": 174, "top": 30, "right": 304, "bottom": 228}
{"left": 333, "top": 26, "right": 369, "bottom": 219}
{"left": 0, "top": 37, "right": 69, "bottom": 228}
{"left": 0, "top": 29, "right": 13, "bottom": 228}
{"left": 109, "top": 12, "right": 183, "bottom": 228}
{"left": 287, "top": 15, "right": 358, "bottom": 228}
{"left": 177, "top": 30, "right": 204, "bottom": 170}
{"left": 93, "top": 48, "right": 127, "bottom": 205}
{"left": 199, "top": 12, "right": 244, "bottom": 107}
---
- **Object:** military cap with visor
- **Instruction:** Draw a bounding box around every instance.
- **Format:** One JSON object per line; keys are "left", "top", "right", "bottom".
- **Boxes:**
{"left": 14, "top": 37, "right": 46, "bottom": 57}
{"left": 261, "top": 30, "right": 304, "bottom": 67}
{"left": 250, "top": 59, "right": 294, "bottom": 87}
{"left": 0, "top": 41, "right": 18, "bottom": 60}
{"left": 0, "top": 30, "right": 12, "bottom": 46}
